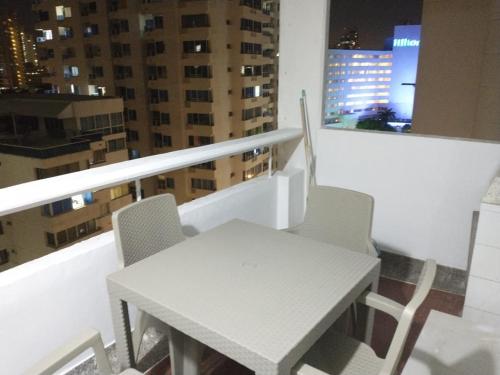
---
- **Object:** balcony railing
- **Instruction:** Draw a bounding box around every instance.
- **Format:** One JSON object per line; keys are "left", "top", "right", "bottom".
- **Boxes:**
{"left": 0, "top": 129, "right": 302, "bottom": 217}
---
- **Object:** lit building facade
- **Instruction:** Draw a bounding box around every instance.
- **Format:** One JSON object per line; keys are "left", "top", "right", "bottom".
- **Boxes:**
{"left": 0, "top": 12, "right": 42, "bottom": 90}
{"left": 0, "top": 95, "right": 132, "bottom": 270}
{"left": 0, "top": 17, "right": 26, "bottom": 88}
{"left": 389, "top": 25, "right": 421, "bottom": 121}
{"left": 324, "top": 50, "right": 393, "bottom": 127}
{"left": 325, "top": 25, "right": 422, "bottom": 128}
{"left": 33, "top": 0, "right": 278, "bottom": 203}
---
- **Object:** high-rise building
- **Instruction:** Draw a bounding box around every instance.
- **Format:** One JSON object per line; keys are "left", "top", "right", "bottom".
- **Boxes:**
{"left": 0, "top": 16, "right": 26, "bottom": 88}
{"left": 0, "top": 94, "right": 132, "bottom": 270}
{"left": 33, "top": 0, "right": 278, "bottom": 203}
{"left": 324, "top": 50, "right": 393, "bottom": 127}
{"left": 0, "top": 10, "right": 43, "bottom": 90}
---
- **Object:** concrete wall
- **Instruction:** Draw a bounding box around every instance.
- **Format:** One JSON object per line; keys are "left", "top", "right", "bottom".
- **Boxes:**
{"left": 277, "top": 0, "right": 330, "bottom": 176}
{"left": 412, "top": 0, "right": 495, "bottom": 139}
{"left": 0, "top": 172, "right": 303, "bottom": 374}
{"left": 315, "top": 128, "right": 500, "bottom": 270}
{"left": 472, "top": 0, "right": 500, "bottom": 140}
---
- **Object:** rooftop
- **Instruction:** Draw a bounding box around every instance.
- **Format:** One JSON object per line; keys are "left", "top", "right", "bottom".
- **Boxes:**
{"left": 0, "top": 94, "right": 122, "bottom": 118}
{"left": 0, "top": 137, "right": 90, "bottom": 158}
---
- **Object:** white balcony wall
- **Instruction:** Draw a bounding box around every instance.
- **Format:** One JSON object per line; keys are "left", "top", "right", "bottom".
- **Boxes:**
{"left": 315, "top": 128, "right": 500, "bottom": 270}
{"left": 0, "top": 172, "right": 304, "bottom": 375}
{"left": 278, "top": 0, "right": 329, "bottom": 176}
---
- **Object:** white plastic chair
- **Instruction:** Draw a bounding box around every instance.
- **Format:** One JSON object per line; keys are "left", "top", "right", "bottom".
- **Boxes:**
{"left": 288, "top": 185, "right": 377, "bottom": 256}
{"left": 112, "top": 194, "right": 185, "bottom": 362}
{"left": 293, "top": 259, "right": 437, "bottom": 375}
{"left": 25, "top": 329, "right": 141, "bottom": 375}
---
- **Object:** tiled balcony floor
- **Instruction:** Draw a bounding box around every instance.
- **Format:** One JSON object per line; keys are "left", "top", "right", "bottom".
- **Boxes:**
{"left": 145, "top": 277, "right": 465, "bottom": 375}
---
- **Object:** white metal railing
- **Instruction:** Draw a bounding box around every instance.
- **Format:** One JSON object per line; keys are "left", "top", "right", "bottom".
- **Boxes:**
{"left": 0, "top": 129, "right": 303, "bottom": 216}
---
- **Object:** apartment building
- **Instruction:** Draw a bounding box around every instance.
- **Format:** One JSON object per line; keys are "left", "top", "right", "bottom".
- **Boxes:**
{"left": 0, "top": 94, "right": 132, "bottom": 270}
{"left": 33, "top": 0, "right": 278, "bottom": 203}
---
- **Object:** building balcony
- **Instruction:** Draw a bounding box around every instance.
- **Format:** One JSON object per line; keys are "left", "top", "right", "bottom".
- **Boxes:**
{"left": 4, "top": 2, "right": 500, "bottom": 374}
{"left": 1, "top": 124, "right": 500, "bottom": 374}
{"left": 178, "top": 0, "right": 210, "bottom": 12}
{"left": 182, "top": 76, "right": 214, "bottom": 90}
{"left": 183, "top": 100, "right": 213, "bottom": 112}
{"left": 178, "top": 27, "right": 210, "bottom": 40}
{"left": 238, "top": 5, "right": 272, "bottom": 23}
{"left": 240, "top": 74, "right": 268, "bottom": 86}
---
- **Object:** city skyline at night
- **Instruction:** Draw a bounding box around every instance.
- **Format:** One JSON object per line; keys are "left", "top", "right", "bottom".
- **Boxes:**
{"left": 330, "top": 0, "right": 423, "bottom": 49}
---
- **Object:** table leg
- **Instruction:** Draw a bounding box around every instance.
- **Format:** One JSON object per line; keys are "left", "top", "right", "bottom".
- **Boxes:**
{"left": 167, "top": 327, "right": 184, "bottom": 375}
{"left": 183, "top": 336, "right": 204, "bottom": 375}
{"left": 355, "top": 270, "right": 380, "bottom": 344}
{"left": 109, "top": 294, "right": 135, "bottom": 371}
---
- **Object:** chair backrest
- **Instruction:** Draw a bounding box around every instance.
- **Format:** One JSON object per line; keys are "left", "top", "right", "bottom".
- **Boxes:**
{"left": 112, "top": 193, "right": 185, "bottom": 268}
{"left": 295, "top": 185, "right": 374, "bottom": 254}
{"left": 380, "top": 259, "right": 437, "bottom": 375}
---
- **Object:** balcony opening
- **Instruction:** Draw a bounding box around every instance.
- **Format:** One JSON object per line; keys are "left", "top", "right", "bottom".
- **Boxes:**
{"left": 325, "top": 0, "right": 422, "bottom": 133}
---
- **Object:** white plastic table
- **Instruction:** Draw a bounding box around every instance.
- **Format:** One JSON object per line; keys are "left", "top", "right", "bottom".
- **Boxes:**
{"left": 107, "top": 219, "right": 380, "bottom": 375}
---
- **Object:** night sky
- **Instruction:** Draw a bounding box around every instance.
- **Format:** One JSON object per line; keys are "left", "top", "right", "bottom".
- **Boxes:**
{"left": 0, "top": 0, "right": 422, "bottom": 50}
{"left": 0, "top": 0, "right": 35, "bottom": 30}
{"left": 330, "top": 0, "right": 423, "bottom": 50}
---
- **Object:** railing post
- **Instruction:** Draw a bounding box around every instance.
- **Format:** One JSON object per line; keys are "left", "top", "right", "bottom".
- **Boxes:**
{"left": 268, "top": 145, "right": 273, "bottom": 178}
{"left": 134, "top": 179, "right": 142, "bottom": 201}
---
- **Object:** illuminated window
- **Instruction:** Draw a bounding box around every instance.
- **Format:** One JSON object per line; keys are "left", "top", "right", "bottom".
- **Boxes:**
{"left": 110, "top": 185, "right": 129, "bottom": 200}
{"left": 346, "top": 92, "right": 390, "bottom": 98}
{"left": 36, "top": 29, "right": 53, "bottom": 42}
{"left": 366, "top": 99, "right": 389, "bottom": 104}
{"left": 58, "top": 26, "right": 73, "bottom": 38}
{"left": 55, "top": 6, "right": 72, "bottom": 21}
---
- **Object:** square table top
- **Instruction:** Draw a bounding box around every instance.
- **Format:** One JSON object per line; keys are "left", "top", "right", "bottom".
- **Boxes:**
{"left": 107, "top": 219, "right": 380, "bottom": 371}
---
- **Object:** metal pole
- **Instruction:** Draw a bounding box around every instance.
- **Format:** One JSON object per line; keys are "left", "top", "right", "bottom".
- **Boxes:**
{"left": 134, "top": 179, "right": 142, "bottom": 201}
{"left": 268, "top": 145, "right": 273, "bottom": 178}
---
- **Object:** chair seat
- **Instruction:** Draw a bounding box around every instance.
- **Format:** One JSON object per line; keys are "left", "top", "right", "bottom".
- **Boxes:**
{"left": 295, "top": 331, "right": 384, "bottom": 375}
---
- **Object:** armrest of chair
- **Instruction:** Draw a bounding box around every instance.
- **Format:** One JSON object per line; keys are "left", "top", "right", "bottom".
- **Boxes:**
{"left": 25, "top": 329, "right": 112, "bottom": 375}
{"left": 357, "top": 291, "right": 404, "bottom": 321}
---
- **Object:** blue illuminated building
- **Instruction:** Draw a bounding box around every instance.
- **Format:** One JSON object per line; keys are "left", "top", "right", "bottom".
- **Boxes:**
{"left": 389, "top": 25, "right": 421, "bottom": 122}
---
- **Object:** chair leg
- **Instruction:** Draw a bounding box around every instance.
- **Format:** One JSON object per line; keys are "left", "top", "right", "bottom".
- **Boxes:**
{"left": 132, "top": 310, "right": 148, "bottom": 361}
{"left": 350, "top": 303, "right": 358, "bottom": 334}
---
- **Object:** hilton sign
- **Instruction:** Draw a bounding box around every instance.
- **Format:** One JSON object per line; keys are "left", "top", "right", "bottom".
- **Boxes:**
{"left": 393, "top": 38, "right": 420, "bottom": 47}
